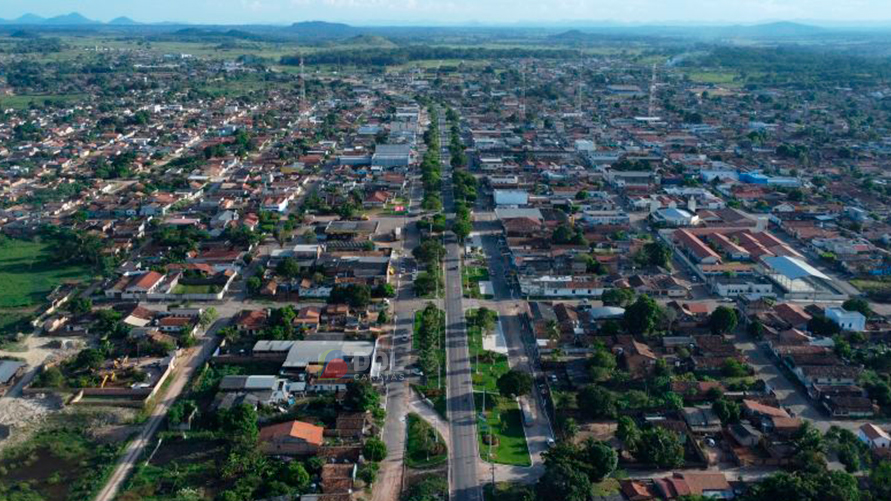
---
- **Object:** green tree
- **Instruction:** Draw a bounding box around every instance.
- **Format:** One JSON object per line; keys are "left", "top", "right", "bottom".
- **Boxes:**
{"left": 842, "top": 298, "right": 871, "bottom": 318}
{"left": 642, "top": 241, "right": 672, "bottom": 268}
{"left": 363, "top": 437, "right": 388, "bottom": 461}
{"left": 496, "top": 369, "right": 533, "bottom": 398}
{"left": 373, "top": 283, "right": 397, "bottom": 298}
{"left": 617, "top": 416, "right": 641, "bottom": 452}
{"left": 247, "top": 276, "right": 262, "bottom": 295}
{"left": 578, "top": 384, "right": 617, "bottom": 419}
{"left": 601, "top": 288, "right": 635, "bottom": 307}
{"left": 345, "top": 380, "right": 380, "bottom": 412}
{"left": 538, "top": 452, "right": 594, "bottom": 501}
{"left": 870, "top": 460, "right": 891, "bottom": 501}
{"left": 743, "top": 470, "right": 860, "bottom": 501}
{"left": 219, "top": 403, "right": 259, "bottom": 444}
{"left": 276, "top": 257, "right": 301, "bottom": 278}
{"left": 623, "top": 294, "right": 662, "bottom": 336}
{"left": 588, "top": 348, "right": 617, "bottom": 382}
{"left": 709, "top": 306, "right": 738, "bottom": 334}
{"left": 635, "top": 426, "right": 685, "bottom": 468}
{"left": 712, "top": 399, "right": 741, "bottom": 425}
{"left": 582, "top": 439, "right": 618, "bottom": 482}
{"left": 329, "top": 284, "right": 372, "bottom": 309}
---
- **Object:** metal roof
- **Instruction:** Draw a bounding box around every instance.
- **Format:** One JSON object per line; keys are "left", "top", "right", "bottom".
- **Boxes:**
{"left": 0, "top": 360, "right": 25, "bottom": 385}
{"left": 763, "top": 256, "right": 830, "bottom": 281}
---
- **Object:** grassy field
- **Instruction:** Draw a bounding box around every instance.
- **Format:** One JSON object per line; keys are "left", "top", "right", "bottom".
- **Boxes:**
{"left": 475, "top": 393, "right": 531, "bottom": 467}
{"left": 466, "top": 310, "right": 510, "bottom": 394}
{"left": 0, "top": 238, "right": 92, "bottom": 309}
{"left": 405, "top": 413, "right": 447, "bottom": 469}
{"left": 0, "top": 93, "right": 88, "bottom": 110}
{"left": 683, "top": 69, "right": 741, "bottom": 86}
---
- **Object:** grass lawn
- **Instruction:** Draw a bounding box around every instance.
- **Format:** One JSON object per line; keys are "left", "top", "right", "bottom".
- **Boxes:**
{"left": 405, "top": 413, "right": 447, "bottom": 469}
{"left": 0, "top": 311, "right": 32, "bottom": 343}
{"left": 475, "top": 393, "right": 531, "bottom": 467}
{"left": 0, "top": 238, "right": 92, "bottom": 309}
{"left": 466, "top": 309, "right": 510, "bottom": 393}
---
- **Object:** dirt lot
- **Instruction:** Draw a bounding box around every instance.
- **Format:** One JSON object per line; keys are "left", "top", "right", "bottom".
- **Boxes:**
{"left": 0, "top": 334, "right": 83, "bottom": 367}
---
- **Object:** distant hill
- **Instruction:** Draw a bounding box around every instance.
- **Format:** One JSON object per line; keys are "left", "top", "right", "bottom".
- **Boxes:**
{"left": 43, "top": 13, "right": 101, "bottom": 25}
{"left": 549, "top": 29, "right": 590, "bottom": 41}
{"left": 341, "top": 34, "right": 397, "bottom": 48}
{"left": 0, "top": 12, "right": 101, "bottom": 25}
{"left": 549, "top": 21, "right": 827, "bottom": 41}
{"left": 15, "top": 14, "right": 45, "bottom": 24}
{"left": 109, "top": 16, "right": 140, "bottom": 26}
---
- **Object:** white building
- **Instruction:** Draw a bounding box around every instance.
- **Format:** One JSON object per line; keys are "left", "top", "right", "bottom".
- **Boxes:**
{"left": 859, "top": 423, "right": 891, "bottom": 450}
{"left": 826, "top": 307, "right": 866, "bottom": 332}
{"left": 653, "top": 208, "right": 700, "bottom": 227}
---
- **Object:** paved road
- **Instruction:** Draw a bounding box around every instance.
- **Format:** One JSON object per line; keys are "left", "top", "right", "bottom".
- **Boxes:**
{"left": 374, "top": 176, "right": 424, "bottom": 501}
{"left": 93, "top": 319, "right": 225, "bottom": 501}
{"left": 438, "top": 110, "right": 483, "bottom": 501}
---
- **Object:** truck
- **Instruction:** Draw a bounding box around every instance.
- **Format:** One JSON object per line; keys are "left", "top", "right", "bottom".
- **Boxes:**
{"left": 519, "top": 399, "right": 534, "bottom": 427}
{"left": 392, "top": 227, "right": 402, "bottom": 241}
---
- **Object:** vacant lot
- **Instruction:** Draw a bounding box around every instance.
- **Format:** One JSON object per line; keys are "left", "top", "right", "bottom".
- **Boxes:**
{"left": 405, "top": 413, "right": 447, "bottom": 469}
{"left": 0, "top": 239, "right": 92, "bottom": 309}
{"left": 0, "top": 414, "right": 124, "bottom": 501}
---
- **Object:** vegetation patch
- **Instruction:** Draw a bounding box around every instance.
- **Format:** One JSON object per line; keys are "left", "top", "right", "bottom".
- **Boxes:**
{"left": 0, "top": 238, "right": 92, "bottom": 309}
{"left": 0, "top": 418, "right": 123, "bottom": 501}
{"left": 475, "top": 392, "right": 531, "bottom": 466}
{"left": 405, "top": 413, "right": 447, "bottom": 468}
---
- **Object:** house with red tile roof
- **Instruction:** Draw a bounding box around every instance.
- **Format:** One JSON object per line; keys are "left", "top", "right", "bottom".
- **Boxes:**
{"left": 258, "top": 420, "right": 324, "bottom": 456}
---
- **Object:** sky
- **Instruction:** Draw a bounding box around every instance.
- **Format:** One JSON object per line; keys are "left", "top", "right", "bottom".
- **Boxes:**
{"left": 0, "top": 0, "right": 888, "bottom": 26}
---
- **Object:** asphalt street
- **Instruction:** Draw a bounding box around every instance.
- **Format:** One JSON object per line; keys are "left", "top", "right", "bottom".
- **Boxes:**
{"left": 439, "top": 111, "right": 483, "bottom": 501}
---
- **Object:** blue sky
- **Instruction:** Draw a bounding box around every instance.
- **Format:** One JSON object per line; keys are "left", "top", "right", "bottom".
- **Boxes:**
{"left": 0, "top": 0, "right": 886, "bottom": 25}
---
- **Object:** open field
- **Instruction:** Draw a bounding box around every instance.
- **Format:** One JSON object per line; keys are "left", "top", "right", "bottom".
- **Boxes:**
{"left": 0, "top": 239, "right": 92, "bottom": 309}
{"left": 682, "top": 69, "right": 742, "bottom": 86}
{"left": 0, "top": 93, "right": 89, "bottom": 110}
